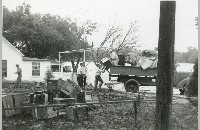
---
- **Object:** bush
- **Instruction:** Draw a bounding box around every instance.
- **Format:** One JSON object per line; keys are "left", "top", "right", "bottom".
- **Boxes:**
{"left": 185, "top": 59, "right": 198, "bottom": 97}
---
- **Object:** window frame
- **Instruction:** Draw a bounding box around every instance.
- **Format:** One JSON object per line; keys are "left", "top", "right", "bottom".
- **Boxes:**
{"left": 32, "top": 62, "right": 40, "bottom": 76}
{"left": 2, "top": 60, "right": 7, "bottom": 77}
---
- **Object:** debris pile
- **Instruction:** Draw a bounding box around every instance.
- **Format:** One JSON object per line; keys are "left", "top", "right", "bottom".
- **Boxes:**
{"left": 126, "top": 50, "right": 158, "bottom": 69}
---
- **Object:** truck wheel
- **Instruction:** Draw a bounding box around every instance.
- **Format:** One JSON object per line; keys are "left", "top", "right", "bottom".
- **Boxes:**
{"left": 125, "top": 79, "right": 139, "bottom": 93}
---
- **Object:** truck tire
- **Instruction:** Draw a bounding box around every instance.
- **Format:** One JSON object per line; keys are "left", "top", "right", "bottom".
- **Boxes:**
{"left": 124, "top": 79, "right": 139, "bottom": 93}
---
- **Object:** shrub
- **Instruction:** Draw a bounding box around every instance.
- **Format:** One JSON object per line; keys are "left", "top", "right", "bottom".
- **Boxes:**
{"left": 185, "top": 59, "right": 198, "bottom": 97}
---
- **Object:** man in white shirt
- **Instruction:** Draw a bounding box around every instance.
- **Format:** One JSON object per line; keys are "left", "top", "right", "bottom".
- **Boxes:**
{"left": 82, "top": 62, "right": 87, "bottom": 88}
{"left": 94, "top": 63, "right": 105, "bottom": 90}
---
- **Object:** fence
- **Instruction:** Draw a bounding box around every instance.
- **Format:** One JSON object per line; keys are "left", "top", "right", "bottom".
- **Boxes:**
{"left": 2, "top": 88, "right": 153, "bottom": 129}
{"left": 3, "top": 90, "right": 196, "bottom": 130}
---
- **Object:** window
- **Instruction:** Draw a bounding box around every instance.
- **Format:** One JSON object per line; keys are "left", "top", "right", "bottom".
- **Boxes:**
{"left": 64, "top": 66, "right": 72, "bottom": 72}
{"left": 51, "top": 65, "right": 72, "bottom": 72}
{"left": 51, "top": 65, "right": 59, "bottom": 72}
{"left": 32, "top": 62, "right": 40, "bottom": 76}
{"left": 2, "top": 60, "right": 7, "bottom": 77}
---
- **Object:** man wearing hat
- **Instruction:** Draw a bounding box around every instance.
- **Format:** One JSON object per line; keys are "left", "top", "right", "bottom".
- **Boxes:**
{"left": 15, "top": 64, "right": 22, "bottom": 88}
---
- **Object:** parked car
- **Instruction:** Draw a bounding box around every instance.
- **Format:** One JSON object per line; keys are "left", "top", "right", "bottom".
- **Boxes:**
{"left": 174, "top": 63, "right": 194, "bottom": 95}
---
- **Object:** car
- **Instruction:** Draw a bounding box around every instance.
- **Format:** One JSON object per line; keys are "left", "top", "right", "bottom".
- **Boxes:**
{"left": 174, "top": 63, "right": 194, "bottom": 95}
{"left": 176, "top": 77, "right": 190, "bottom": 95}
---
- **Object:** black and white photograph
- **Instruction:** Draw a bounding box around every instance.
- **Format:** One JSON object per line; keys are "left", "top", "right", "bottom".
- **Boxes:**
{"left": 2, "top": 0, "right": 198, "bottom": 129}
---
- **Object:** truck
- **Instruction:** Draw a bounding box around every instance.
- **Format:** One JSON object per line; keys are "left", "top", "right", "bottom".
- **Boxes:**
{"left": 108, "top": 65, "right": 192, "bottom": 93}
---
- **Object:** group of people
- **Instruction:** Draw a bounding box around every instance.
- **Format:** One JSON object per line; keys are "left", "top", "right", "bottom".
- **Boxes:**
{"left": 77, "top": 62, "right": 106, "bottom": 91}
{"left": 14, "top": 49, "right": 119, "bottom": 91}
{"left": 77, "top": 49, "right": 119, "bottom": 91}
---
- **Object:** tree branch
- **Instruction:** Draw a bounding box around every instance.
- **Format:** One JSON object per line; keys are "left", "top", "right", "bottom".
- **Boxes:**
{"left": 117, "top": 23, "right": 133, "bottom": 52}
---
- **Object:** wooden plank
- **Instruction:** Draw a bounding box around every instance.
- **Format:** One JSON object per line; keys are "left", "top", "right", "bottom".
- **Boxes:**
{"left": 2, "top": 96, "right": 10, "bottom": 117}
{"left": 5, "top": 96, "right": 13, "bottom": 117}
{"left": 35, "top": 107, "right": 47, "bottom": 119}
{"left": 14, "top": 95, "right": 22, "bottom": 114}
{"left": 47, "top": 107, "right": 57, "bottom": 118}
{"left": 7, "top": 95, "right": 15, "bottom": 116}
{"left": 66, "top": 106, "right": 76, "bottom": 120}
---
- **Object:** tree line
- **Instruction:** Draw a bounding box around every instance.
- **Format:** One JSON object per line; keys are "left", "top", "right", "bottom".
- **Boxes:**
{"left": 4, "top": 3, "right": 197, "bottom": 66}
{"left": 3, "top": 3, "right": 97, "bottom": 60}
{"left": 174, "top": 47, "right": 198, "bottom": 63}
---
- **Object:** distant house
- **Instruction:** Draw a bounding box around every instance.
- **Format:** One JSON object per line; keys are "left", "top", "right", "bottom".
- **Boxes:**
{"left": 2, "top": 37, "right": 63, "bottom": 82}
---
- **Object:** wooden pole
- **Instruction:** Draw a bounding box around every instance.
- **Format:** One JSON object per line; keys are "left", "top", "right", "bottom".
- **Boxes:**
{"left": 84, "top": 50, "right": 86, "bottom": 62}
{"left": 134, "top": 101, "right": 137, "bottom": 128}
{"left": 2, "top": 99, "right": 137, "bottom": 110}
{"left": 156, "top": 1, "right": 176, "bottom": 130}
{"left": 59, "top": 52, "right": 61, "bottom": 78}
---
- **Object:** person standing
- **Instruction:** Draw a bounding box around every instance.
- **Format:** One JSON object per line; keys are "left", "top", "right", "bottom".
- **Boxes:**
{"left": 109, "top": 49, "right": 119, "bottom": 66}
{"left": 77, "top": 63, "right": 84, "bottom": 88}
{"left": 82, "top": 62, "right": 87, "bottom": 88}
{"left": 94, "top": 63, "right": 105, "bottom": 91}
{"left": 15, "top": 64, "right": 22, "bottom": 88}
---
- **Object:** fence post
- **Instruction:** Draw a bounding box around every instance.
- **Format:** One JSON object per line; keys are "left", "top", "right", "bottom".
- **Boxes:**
{"left": 134, "top": 101, "right": 137, "bottom": 128}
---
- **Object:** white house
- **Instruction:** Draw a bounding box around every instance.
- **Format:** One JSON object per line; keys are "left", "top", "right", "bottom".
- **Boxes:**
{"left": 2, "top": 37, "right": 24, "bottom": 81}
{"left": 2, "top": 37, "right": 66, "bottom": 82}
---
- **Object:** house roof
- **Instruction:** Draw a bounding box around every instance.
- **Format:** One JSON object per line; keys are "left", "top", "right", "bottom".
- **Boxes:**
{"left": 3, "top": 37, "right": 51, "bottom": 62}
{"left": 22, "top": 57, "right": 50, "bottom": 61}
{"left": 51, "top": 61, "right": 59, "bottom": 64}
{"left": 3, "top": 37, "right": 24, "bottom": 56}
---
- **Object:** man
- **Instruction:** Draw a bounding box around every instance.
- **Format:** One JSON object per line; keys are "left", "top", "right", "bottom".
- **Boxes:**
{"left": 15, "top": 64, "right": 22, "bottom": 88}
{"left": 77, "top": 63, "right": 84, "bottom": 88}
{"left": 94, "top": 63, "right": 105, "bottom": 91}
{"left": 82, "top": 62, "right": 87, "bottom": 88}
{"left": 109, "top": 49, "right": 119, "bottom": 66}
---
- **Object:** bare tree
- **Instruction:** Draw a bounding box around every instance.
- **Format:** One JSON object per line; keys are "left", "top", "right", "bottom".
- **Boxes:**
{"left": 114, "top": 22, "right": 139, "bottom": 53}
{"left": 93, "top": 22, "right": 139, "bottom": 65}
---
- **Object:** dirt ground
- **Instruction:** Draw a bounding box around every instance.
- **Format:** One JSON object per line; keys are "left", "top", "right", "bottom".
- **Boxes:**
{"left": 2, "top": 86, "right": 198, "bottom": 130}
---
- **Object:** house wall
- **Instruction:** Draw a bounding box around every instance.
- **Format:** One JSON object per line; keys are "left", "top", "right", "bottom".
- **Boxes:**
{"left": 22, "top": 61, "right": 51, "bottom": 82}
{"left": 2, "top": 38, "right": 23, "bottom": 81}
{"left": 2, "top": 38, "right": 51, "bottom": 82}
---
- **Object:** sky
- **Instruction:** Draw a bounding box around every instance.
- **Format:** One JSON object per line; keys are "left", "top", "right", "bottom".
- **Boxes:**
{"left": 2, "top": 0, "right": 198, "bottom": 52}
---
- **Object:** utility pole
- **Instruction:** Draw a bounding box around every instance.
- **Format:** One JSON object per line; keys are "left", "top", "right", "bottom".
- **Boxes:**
{"left": 156, "top": 1, "right": 176, "bottom": 130}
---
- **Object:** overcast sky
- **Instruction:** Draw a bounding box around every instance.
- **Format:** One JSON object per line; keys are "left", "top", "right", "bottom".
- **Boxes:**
{"left": 3, "top": 0, "right": 198, "bottom": 52}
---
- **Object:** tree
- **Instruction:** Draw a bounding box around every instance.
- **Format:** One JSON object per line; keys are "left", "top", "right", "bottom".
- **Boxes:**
{"left": 3, "top": 3, "right": 97, "bottom": 64}
{"left": 174, "top": 47, "right": 198, "bottom": 63}
{"left": 3, "top": 4, "right": 68, "bottom": 59}
{"left": 155, "top": 1, "right": 176, "bottom": 130}
{"left": 60, "top": 21, "right": 97, "bottom": 72}
{"left": 93, "top": 22, "right": 139, "bottom": 65}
